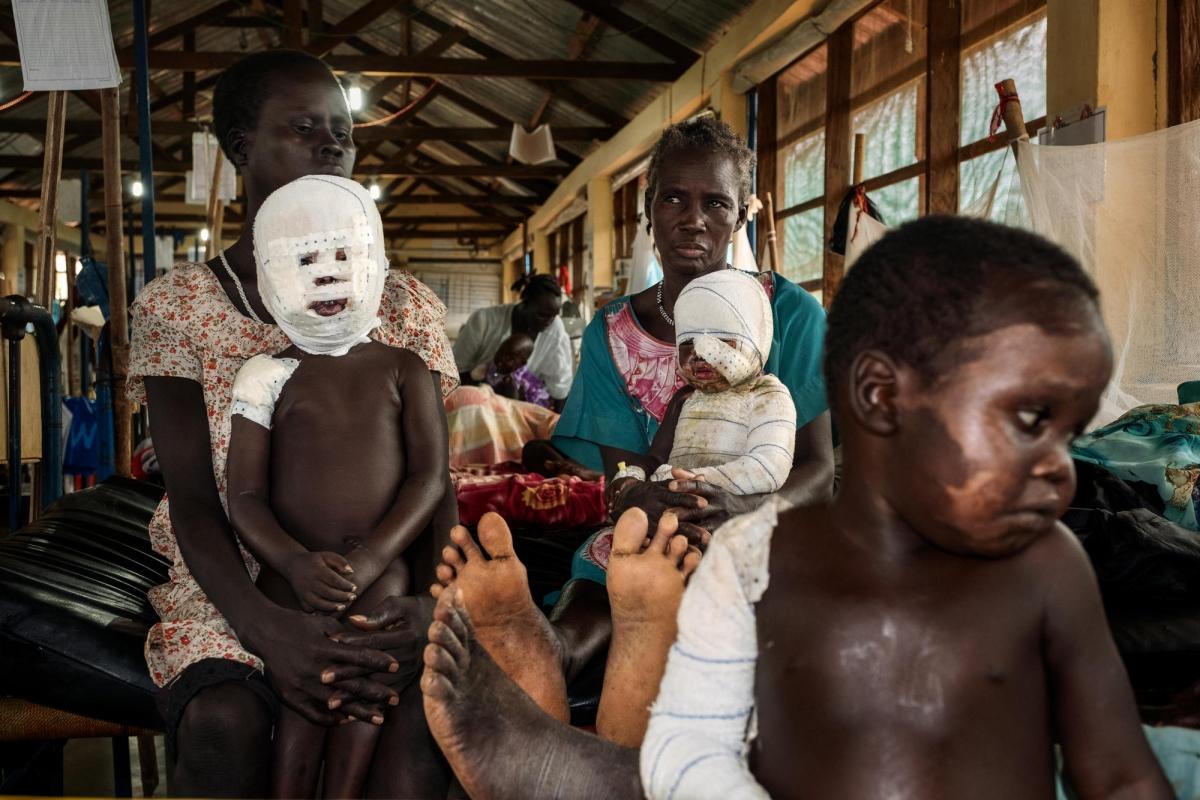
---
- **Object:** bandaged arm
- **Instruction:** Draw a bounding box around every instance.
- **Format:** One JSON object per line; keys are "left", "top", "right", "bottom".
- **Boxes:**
{"left": 653, "top": 378, "right": 797, "bottom": 495}
{"left": 640, "top": 502, "right": 776, "bottom": 800}
{"left": 226, "top": 355, "right": 307, "bottom": 574}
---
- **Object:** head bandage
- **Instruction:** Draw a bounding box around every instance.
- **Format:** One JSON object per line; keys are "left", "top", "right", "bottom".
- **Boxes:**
{"left": 675, "top": 270, "right": 773, "bottom": 387}
{"left": 253, "top": 176, "right": 387, "bottom": 356}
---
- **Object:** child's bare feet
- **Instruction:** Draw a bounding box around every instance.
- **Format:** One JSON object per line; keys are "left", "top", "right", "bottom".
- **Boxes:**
{"left": 431, "top": 513, "right": 569, "bottom": 722}
{"left": 421, "top": 589, "right": 641, "bottom": 800}
{"left": 596, "top": 508, "right": 700, "bottom": 746}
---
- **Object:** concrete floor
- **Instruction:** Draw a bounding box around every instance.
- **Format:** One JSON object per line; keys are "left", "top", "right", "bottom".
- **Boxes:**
{"left": 62, "top": 735, "right": 166, "bottom": 797}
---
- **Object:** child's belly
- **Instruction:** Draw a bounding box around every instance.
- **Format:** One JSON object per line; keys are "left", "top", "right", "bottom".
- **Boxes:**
{"left": 268, "top": 409, "right": 406, "bottom": 552}
{"left": 752, "top": 589, "right": 1055, "bottom": 799}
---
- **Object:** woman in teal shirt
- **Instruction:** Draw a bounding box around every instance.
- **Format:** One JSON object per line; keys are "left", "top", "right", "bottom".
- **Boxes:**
{"left": 531, "top": 116, "right": 835, "bottom": 686}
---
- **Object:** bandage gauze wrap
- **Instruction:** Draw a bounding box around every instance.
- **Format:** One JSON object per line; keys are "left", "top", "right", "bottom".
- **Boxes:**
{"left": 252, "top": 175, "right": 387, "bottom": 356}
{"left": 652, "top": 270, "right": 797, "bottom": 494}
{"left": 674, "top": 270, "right": 773, "bottom": 387}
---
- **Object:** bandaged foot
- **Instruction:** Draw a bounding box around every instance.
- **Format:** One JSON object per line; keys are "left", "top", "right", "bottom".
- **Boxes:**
{"left": 597, "top": 509, "right": 700, "bottom": 746}
{"left": 432, "top": 513, "right": 569, "bottom": 722}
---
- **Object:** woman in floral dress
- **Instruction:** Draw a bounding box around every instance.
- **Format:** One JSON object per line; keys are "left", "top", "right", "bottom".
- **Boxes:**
{"left": 128, "top": 50, "right": 457, "bottom": 797}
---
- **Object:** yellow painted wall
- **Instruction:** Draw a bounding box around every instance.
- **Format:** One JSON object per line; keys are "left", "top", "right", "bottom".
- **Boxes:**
{"left": 1048, "top": 0, "right": 1164, "bottom": 140}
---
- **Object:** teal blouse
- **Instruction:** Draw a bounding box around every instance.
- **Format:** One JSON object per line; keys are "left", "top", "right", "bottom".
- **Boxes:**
{"left": 552, "top": 271, "right": 828, "bottom": 472}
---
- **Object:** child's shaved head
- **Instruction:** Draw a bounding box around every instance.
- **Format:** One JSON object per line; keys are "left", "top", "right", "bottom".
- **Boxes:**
{"left": 824, "top": 216, "right": 1099, "bottom": 402}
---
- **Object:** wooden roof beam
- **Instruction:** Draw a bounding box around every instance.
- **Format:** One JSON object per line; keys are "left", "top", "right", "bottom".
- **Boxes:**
{"left": 560, "top": 0, "right": 698, "bottom": 65}
{"left": 305, "top": 0, "right": 403, "bottom": 57}
{"left": 409, "top": 9, "right": 634, "bottom": 127}
{"left": 0, "top": 155, "right": 565, "bottom": 179}
{"left": 64, "top": 49, "right": 681, "bottom": 80}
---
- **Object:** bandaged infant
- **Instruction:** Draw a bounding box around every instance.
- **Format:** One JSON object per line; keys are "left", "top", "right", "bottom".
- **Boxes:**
{"left": 224, "top": 175, "right": 447, "bottom": 798}
{"left": 626, "top": 269, "right": 797, "bottom": 495}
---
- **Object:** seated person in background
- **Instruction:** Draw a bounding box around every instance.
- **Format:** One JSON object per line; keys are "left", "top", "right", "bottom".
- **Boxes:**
{"left": 226, "top": 176, "right": 448, "bottom": 799}
{"left": 453, "top": 273, "right": 573, "bottom": 409}
{"left": 642, "top": 217, "right": 1172, "bottom": 799}
{"left": 613, "top": 269, "right": 795, "bottom": 496}
{"left": 480, "top": 332, "right": 553, "bottom": 409}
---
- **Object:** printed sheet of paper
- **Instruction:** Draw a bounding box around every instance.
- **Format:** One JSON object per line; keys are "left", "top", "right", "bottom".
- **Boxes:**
{"left": 12, "top": 0, "right": 122, "bottom": 91}
{"left": 187, "top": 133, "right": 237, "bottom": 204}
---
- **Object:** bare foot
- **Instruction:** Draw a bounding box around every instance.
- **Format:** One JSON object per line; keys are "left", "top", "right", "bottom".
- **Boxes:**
{"left": 421, "top": 589, "right": 641, "bottom": 800}
{"left": 596, "top": 509, "right": 700, "bottom": 746}
{"left": 431, "top": 513, "right": 569, "bottom": 722}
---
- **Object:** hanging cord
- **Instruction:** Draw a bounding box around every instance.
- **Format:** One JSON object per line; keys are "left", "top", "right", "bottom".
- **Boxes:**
{"left": 353, "top": 81, "right": 441, "bottom": 128}
{"left": 988, "top": 82, "right": 1022, "bottom": 141}
{"left": 0, "top": 91, "right": 33, "bottom": 113}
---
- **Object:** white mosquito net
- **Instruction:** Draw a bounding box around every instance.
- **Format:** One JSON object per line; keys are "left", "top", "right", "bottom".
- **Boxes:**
{"left": 1014, "top": 119, "right": 1200, "bottom": 426}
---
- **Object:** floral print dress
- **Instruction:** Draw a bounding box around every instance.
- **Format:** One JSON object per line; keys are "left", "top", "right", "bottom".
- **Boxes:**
{"left": 128, "top": 262, "right": 457, "bottom": 687}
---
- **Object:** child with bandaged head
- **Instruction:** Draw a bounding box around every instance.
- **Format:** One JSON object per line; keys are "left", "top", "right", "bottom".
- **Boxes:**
{"left": 610, "top": 269, "right": 796, "bottom": 499}
{"left": 225, "top": 175, "right": 448, "bottom": 799}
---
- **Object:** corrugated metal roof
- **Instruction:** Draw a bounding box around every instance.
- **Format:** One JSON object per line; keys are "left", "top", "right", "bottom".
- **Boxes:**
{"left": 0, "top": 0, "right": 752, "bottom": 227}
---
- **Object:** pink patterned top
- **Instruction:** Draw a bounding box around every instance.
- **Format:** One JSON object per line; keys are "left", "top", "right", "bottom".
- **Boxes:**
{"left": 605, "top": 302, "right": 684, "bottom": 423}
{"left": 604, "top": 273, "right": 776, "bottom": 423}
{"left": 128, "top": 262, "right": 456, "bottom": 687}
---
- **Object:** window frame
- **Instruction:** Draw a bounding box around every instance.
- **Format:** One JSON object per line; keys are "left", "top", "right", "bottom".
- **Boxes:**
{"left": 762, "top": 0, "right": 1048, "bottom": 302}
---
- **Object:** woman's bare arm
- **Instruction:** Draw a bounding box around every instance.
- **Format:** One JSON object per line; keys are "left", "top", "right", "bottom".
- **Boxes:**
{"left": 145, "top": 376, "right": 398, "bottom": 724}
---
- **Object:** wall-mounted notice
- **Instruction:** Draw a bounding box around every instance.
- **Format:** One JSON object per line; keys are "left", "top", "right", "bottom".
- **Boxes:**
{"left": 12, "top": 0, "right": 122, "bottom": 91}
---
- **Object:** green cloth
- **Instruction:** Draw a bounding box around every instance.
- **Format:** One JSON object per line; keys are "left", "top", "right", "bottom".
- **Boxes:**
{"left": 552, "top": 271, "right": 828, "bottom": 473}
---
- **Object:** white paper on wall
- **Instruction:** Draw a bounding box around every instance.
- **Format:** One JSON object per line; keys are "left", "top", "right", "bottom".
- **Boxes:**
{"left": 188, "top": 133, "right": 237, "bottom": 204}
{"left": 12, "top": 0, "right": 121, "bottom": 91}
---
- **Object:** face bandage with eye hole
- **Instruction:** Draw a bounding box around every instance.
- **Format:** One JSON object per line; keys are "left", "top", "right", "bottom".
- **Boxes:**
{"left": 254, "top": 175, "right": 387, "bottom": 357}
{"left": 231, "top": 176, "right": 388, "bottom": 429}
{"left": 675, "top": 270, "right": 774, "bottom": 388}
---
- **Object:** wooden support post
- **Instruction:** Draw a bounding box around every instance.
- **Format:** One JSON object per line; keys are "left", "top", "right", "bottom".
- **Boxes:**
{"left": 2, "top": 225, "right": 25, "bottom": 296}
{"left": 764, "top": 192, "right": 780, "bottom": 272}
{"left": 925, "top": 0, "right": 961, "bottom": 215}
{"left": 1168, "top": 0, "right": 1200, "bottom": 125}
{"left": 533, "top": 229, "right": 550, "bottom": 274}
{"left": 589, "top": 175, "right": 614, "bottom": 295}
{"left": 205, "top": 152, "right": 224, "bottom": 248}
{"left": 853, "top": 133, "right": 866, "bottom": 186}
{"left": 756, "top": 74, "right": 777, "bottom": 266}
{"left": 181, "top": 32, "right": 196, "bottom": 120}
{"left": 101, "top": 87, "right": 132, "bottom": 479}
{"left": 823, "top": 24, "right": 853, "bottom": 307}
{"left": 35, "top": 92, "right": 68, "bottom": 308}
{"left": 284, "top": 0, "right": 304, "bottom": 48}
{"left": 997, "top": 78, "right": 1029, "bottom": 144}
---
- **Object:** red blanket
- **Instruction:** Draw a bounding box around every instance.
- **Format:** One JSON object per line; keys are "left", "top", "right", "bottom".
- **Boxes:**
{"left": 453, "top": 463, "right": 607, "bottom": 528}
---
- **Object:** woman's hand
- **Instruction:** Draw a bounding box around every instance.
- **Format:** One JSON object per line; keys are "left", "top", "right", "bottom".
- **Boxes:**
{"left": 244, "top": 604, "right": 401, "bottom": 726}
{"left": 325, "top": 595, "right": 432, "bottom": 694}
{"left": 609, "top": 477, "right": 712, "bottom": 550}
{"left": 665, "top": 473, "right": 765, "bottom": 529}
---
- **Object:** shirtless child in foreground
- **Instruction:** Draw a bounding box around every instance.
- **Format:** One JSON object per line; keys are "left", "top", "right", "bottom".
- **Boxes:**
{"left": 642, "top": 215, "right": 1171, "bottom": 798}
{"left": 412, "top": 216, "right": 1174, "bottom": 800}
{"left": 226, "top": 176, "right": 447, "bottom": 799}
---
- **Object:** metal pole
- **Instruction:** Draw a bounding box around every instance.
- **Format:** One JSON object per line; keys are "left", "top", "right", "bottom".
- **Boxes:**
{"left": 133, "top": 0, "right": 157, "bottom": 287}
